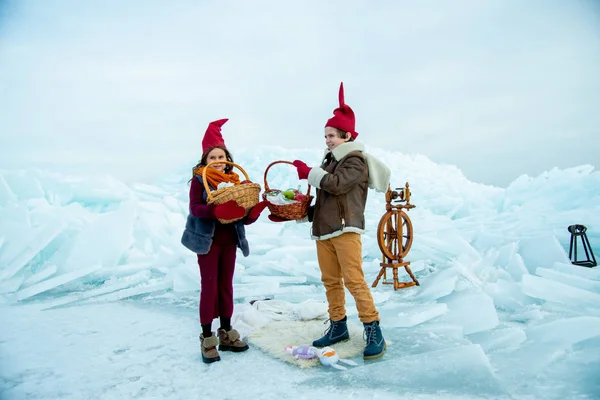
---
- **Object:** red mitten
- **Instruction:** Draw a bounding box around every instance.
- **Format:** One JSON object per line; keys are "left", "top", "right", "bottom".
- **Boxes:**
{"left": 247, "top": 200, "right": 269, "bottom": 220}
{"left": 292, "top": 160, "right": 311, "bottom": 180}
{"left": 213, "top": 200, "right": 245, "bottom": 221}
{"left": 268, "top": 214, "right": 291, "bottom": 223}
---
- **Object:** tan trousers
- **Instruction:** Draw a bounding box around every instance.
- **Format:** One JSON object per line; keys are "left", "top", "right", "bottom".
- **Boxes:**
{"left": 316, "top": 232, "right": 380, "bottom": 323}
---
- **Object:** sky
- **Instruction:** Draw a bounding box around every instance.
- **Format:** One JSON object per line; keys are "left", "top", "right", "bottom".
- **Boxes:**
{"left": 0, "top": 0, "right": 599, "bottom": 187}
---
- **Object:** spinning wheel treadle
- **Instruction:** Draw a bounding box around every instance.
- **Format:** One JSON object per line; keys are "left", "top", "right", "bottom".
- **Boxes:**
{"left": 372, "top": 183, "right": 420, "bottom": 291}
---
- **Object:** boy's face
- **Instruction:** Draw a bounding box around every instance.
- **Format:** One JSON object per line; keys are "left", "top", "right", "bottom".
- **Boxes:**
{"left": 324, "top": 127, "right": 350, "bottom": 151}
{"left": 206, "top": 148, "right": 227, "bottom": 172}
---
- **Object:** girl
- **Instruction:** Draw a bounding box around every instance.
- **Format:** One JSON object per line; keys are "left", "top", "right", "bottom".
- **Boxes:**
{"left": 182, "top": 118, "right": 268, "bottom": 364}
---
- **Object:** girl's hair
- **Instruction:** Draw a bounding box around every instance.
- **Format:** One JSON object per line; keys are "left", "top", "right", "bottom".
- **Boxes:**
{"left": 334, "top": 128, "right": 355, "bottom": 142}
{"left": 189, "top": 146, "right": 234, "bottom": 183}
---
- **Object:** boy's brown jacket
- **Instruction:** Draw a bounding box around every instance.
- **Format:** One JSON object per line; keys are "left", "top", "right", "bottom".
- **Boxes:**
{"left": 305, "top": 142, "right": 391, "bottom": 240}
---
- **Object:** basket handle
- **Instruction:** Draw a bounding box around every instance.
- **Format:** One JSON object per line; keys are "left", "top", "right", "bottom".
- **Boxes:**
{"left": 202, "top": 161, "right": 250, "bottom": 201}
{"left": 263, "top": 160, "right": 312, "bottom": 197}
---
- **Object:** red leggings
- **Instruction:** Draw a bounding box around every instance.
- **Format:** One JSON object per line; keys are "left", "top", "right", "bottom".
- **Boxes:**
{"left": 197, "top": 244, "right": 237, "bottom": 325}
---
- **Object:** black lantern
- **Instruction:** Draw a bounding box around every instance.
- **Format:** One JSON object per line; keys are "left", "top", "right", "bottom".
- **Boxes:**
{"left": 568, "top": 225, "right": 597, "bottom": 267}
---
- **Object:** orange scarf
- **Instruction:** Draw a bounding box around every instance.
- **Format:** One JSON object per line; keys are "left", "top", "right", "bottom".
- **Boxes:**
{"left": 194, "top": 166, "right": 240, "bottom": 190}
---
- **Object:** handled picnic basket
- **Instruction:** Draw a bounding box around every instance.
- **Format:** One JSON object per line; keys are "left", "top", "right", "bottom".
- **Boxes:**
{"left": 202, "top": 161, "right": 261, "bottom": 224}
{"left": 262, "top": 160, "right": 313, "bottom": 220}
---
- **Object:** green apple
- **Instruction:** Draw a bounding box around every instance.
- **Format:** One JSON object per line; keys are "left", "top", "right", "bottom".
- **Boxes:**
{"left": 282, "top": 190, "right": 295, "bottom": 200}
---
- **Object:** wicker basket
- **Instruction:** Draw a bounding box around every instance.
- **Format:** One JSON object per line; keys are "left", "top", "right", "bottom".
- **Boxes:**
{"left": 202, "top": 161, "right": 261, "bottom": 224}
{"left": 262, "top": 160, "right": 313, "bottom": 220}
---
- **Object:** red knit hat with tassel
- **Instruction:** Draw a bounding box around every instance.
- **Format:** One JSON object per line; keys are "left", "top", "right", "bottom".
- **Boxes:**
{"left": 325, "top": 82, "right": 358, "bottom": 139}
{"left": 202, "top": 118, "right": 228, "bottom": 153}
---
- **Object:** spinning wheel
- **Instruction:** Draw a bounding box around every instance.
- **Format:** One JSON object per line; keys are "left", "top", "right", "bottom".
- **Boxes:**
{"left": 377, "top": 209, "right": 413, "bottom": 261}
{"left": 372, "top": 183, "right": 420, "bottom": 290}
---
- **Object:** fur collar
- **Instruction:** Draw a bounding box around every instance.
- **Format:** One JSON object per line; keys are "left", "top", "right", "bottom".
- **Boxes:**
{"left": 323, "top": 142, "right": 391, "bottom": 193}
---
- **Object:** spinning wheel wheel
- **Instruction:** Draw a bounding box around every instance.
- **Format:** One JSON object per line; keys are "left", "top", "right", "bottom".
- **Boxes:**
{"left": 377, "top": 210, "right": 413, "bottom": 261}
{"left": 372, "top": 183, "right": 420, "bottom": 290}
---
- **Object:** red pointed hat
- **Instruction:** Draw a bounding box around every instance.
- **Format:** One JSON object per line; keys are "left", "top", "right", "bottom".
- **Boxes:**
{"left": 202, "top": 118, "right": 228, "bottom": 153}
{"left": 325, "top": 82, "right": 358, "bottom": 139}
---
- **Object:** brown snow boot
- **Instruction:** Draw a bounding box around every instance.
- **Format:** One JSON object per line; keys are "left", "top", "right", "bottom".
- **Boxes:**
{"left": 217, "top": 328, "right": 249, "bottom": 352}
{"left": 200, "top": 334, "right": 221, "bottom": 364}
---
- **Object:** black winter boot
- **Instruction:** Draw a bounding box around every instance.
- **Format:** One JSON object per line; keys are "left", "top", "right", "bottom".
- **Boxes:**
{"left": 363, "top": 321, "right": 386, "bottom": 360}
{"left": 312, "top": 317, "right": 350, "bottom": 348}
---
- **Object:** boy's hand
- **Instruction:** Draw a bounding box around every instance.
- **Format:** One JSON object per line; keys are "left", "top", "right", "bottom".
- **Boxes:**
{"left": 292, "top": 160, "right": 311, "bottom": 180}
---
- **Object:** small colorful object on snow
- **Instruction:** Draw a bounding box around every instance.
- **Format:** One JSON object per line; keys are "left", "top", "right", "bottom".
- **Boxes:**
{"left": 284, "top": 345, "right": 358, "bottom": 370}
{"left": 285, "top": 345, "right": 320, "bottom": 360}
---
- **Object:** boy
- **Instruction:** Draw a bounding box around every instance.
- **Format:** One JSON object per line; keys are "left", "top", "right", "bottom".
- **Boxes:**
{"left": 290, "top": 82, "right": 391, "bottom": 360}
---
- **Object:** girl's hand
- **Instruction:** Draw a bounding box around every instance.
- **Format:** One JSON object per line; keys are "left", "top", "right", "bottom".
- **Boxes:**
{"left": 268, "top": 214, "right": 290, "bottom": 223}
{"left": 213, "top": 200, "right": 245, "bottom": 221}
{"left": 247, "top": 200, "right": 269, "bottom": 220}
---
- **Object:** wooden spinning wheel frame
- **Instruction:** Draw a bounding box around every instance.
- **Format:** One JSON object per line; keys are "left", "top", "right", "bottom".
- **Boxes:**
{"left": 378, "top": 209, "right": 413, "bottom": 261}
{"left": 372, "top": 183, "right": 420, "bottom": 290}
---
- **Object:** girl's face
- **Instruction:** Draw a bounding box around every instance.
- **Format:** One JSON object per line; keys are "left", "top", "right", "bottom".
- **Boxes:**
{"left": 324, "top": 127, "right": 350, "bottom": 150}
{"left": 206, "top": 148, "right": 227, "bottom": 172}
